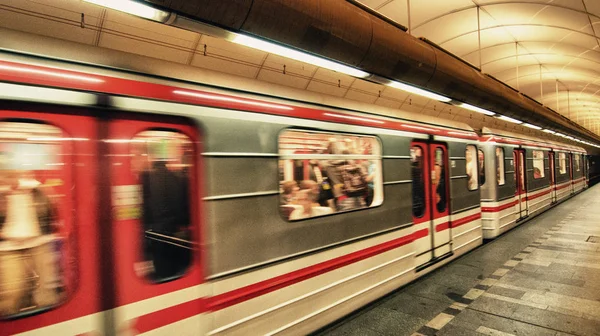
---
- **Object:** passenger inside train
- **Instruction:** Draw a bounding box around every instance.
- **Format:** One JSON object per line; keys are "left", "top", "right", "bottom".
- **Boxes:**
{"left": 132, "top": 131, "right": 193, "bottom": 281}
{"left": 0, "top": 123, "right": 65, "bottom": 317}
{"left": 279, "top": 131, "right": 381, "bottom": 221}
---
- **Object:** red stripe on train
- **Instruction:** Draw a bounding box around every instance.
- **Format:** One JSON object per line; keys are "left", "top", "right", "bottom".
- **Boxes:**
{"left": 133, "top": 228, "right": 430, "bottom": 333}
{"left": 481, "top": 200, "right": 518, "bottom": 212}
{"left": 451, "top": 213, "right": 482, "bottom": 228}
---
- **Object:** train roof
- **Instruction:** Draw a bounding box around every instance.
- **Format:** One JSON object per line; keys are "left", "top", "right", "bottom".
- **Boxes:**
{"left": 482, "top": 127, "right": 586, "bottom": 153}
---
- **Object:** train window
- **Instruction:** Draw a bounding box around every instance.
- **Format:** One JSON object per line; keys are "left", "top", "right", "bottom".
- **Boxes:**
{"left": 558, "top": 152, "right": 567, "bottom": 175}
{"left": 278, "top": 130, "right": 382, "bottom": 221}
{"left": 0, "top": 122, "right": 72, "bottom": 318}
{"left": 132, "top": 130, "right": 193, "bottom": 282}
{"left": 433, "top": 148, "right": 446, "bottom": 212}
{"left": 533, "top": 150, "right": 545, "bottom": 179}
{"left": 478, "top": 149, "right": 485, "bottom": 186}
{"left": 466, "top": 145, "right": 478, "bottom": 191}
{"left": 575, "top": 155, "right": 581, "bottom": 172}
{"left": 495, "top": 147, "right": 506, "bottom": 185}
{"left": 411, "top": 146, "right": 425, "bottom": 218}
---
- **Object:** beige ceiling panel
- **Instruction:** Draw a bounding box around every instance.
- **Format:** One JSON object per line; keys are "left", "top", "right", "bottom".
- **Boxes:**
{"left": 0, "top": 0, "right": 98, "bottom": 45}
{"left": 357, "top": 0, "right": 391, "bottom": 10}
{"left": 379, "top": 86, "right": 410, "bottom": 101}
{"left": 484, "top": 3, "right": 591, "bottom": 32}
{"left": 374, "top": 97, "right": 402, "bottom": 110}
{"left": 345, "top": 80, "right": 382, "bottom": 104}
{"left": 306, "top": 68, "right": 354, "bottom": 97}
{"left": 412, "top": 7, "right": 478, "bottom": 44}
{"left": 584, "top": 0, "right": 600, "bottom": 17}
{"left": 189, "top": 35, "right": 267, "bottom": 78}
{"left": 440, "top": 31, "right": 478, "bottom": 56}
{"left": 479, "top": 28, "right": 517, "bottom": 49}
{"left": 462, "top": 43, "right": 514, "bottom": 66}
{"left": 373, "top": 0, "right": 409, "bottom": 28}
{"left": 256, "top": 54, "right": 316, "bottom": 89}
{"left": 99, "top": 11, "right": 197, "bottom": 64}
{"left": 410, "top": 0, "right": 474, "bottom": 29}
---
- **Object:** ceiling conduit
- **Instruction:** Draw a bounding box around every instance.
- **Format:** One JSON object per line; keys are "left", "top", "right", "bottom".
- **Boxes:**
{"left": 144, "top": 0, "right": 600, "bottom": 143}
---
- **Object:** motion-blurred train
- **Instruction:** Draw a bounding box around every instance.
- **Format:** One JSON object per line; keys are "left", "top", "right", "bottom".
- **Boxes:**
{"left": 0, "top": 51, "right": 587, "bottom": 335}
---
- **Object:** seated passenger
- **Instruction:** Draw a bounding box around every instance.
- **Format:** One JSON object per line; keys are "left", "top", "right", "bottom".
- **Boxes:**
{"left": 280, "top": 180, "right": 299, "bottom": 205}
{"left": 289, "top": 190, "right": 332, "bottom": 220}
{"left": 299, "top": 180, "right": 321, "bottom": 207}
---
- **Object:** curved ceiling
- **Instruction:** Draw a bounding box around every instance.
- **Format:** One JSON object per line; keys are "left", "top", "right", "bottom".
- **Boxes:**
{"left": 0, "top": 0, "right": 599, "bottom": 144}
{"left": 359, "top": 0, "right": 600, "bottom": 134}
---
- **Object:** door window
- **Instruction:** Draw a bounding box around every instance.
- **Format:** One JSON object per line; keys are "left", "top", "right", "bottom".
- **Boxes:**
{"left": 495, "top": 147, "right": 505, "bottom": 185}
{"left": 130, "top": 130, "right": 194, "bottom": 282}
{"left": 466, "top": 145, "right": 478, "bottom": 191}
{"left": 0, "top": 122, "right": 74, "bottom": 318}
{"left": 432, "top": 148, "right": 446, "bottom": 212}
{"left": 411, "top": 146, "right": 426, "bottom": 218}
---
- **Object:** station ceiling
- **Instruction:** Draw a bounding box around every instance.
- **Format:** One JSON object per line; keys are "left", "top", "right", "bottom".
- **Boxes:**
{"left": 0, "top": 0, "right": 599, "bottom": 144}
{"left": 360, "top": 0, "right": 600, "bottom": 134}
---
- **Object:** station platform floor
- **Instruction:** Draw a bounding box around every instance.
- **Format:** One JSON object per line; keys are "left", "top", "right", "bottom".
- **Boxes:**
{"left": 313, "top": 184, "right": 600, "bottom": 336}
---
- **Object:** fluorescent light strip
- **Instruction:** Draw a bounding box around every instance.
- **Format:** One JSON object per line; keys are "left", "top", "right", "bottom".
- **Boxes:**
{"left": 27, "top": 137, "right": 88, "bottom": 141}
{"left": 497, "top": 115, "right": 522, "bottom": 124}
{"left": 523, "top": 123, "right": 542, "bottom": 130}
{"left": 323, "top": 113, "right": 385, "bottom": 124}
{"left": 83, "top": 0, "right": 170, "bottom": 22}
{"left": 459, "top": 103, "right": 495, "bottom": 116}
{"left": 0, "top": 64, "right": 103, "bottom": 83}
{"left": 173, "top": 90, "right": 293, "bottom": 110}
{"left": 387, "top": 81, "right": 451, "bottom": 102}
{"left": 542, "top": 129, "right": 556, "bottom": 134}
{"left": 231, "top": 34, "right": 370, "bottom": 79}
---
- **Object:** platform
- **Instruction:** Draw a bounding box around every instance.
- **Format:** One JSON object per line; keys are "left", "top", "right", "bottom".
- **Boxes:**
{"left": 313, "top": 185, "right": 600, "bottom": 336}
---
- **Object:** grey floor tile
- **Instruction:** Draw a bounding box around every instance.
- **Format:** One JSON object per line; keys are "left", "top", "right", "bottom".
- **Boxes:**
{"left": 486, "top": 286, "right": 527, "bottom": 300}
{"left": 359, "top": 307, "right": 429, "bottom": 336}
{"left": 382, "top": 293, "right": 449, "bottom": 321}
{"left": 468, "top": 295, "right": 520, "bottom": 317}
{"left": 436, "top": 323, "right": 482, "bottom": 336}
{"left": 511, "top": 304, "right": 600, "bottom": 336}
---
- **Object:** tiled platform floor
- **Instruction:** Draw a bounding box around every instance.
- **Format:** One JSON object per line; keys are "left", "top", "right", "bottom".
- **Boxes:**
{"left": 313, "top": 184, "right": 600, "bottom": 336}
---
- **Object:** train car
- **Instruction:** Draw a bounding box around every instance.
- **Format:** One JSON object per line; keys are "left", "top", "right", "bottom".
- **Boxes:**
{"left": 0, "top": 51, "right": 585, "bottom": 335}
{"left": 479, "top": 128, "right": 587, "bottom": 239}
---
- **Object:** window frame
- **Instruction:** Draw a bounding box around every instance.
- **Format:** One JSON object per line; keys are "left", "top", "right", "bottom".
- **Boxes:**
{"left": 495, "top": 146, "right": 506, "bottom": 186}
{"left": 130, "top": 128, "right": 195, "bottom": 284}
{"left": 277, "top": 129, "right": 384, "bottom": 222}
{"left": 558, "top": 152, "right": 567, "bottom": 175}
{"left": 532, "top": 150, "right": 545, "bottom": 180}
{"left": 465, "top": 144, "right": 479, "bottom": 192}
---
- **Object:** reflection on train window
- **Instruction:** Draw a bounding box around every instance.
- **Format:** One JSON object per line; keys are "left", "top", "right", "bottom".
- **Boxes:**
{"left": 131, "top": 130, "right": 193, "bottom": 282}
{"left": 433, "top": 148, "right": 446, "bottom": 212}
{"left": 532, "top": 150, "right": 545, "bottom": 179}
{"left": 574, "top": 155, "right": 581, "bottom": 172}
{"left": 478, "top": 149, "right": 485, "bottom": 186}
{"left": 466, "top": 145, "right": 478, "bottom": 191}
{"left": 278, "top": 130, "right": 382, "bottom": 221}
{"left": 558, "top": 152, "right": 567, "bottom": 175}
{"left": 411, "top": 146, "right": 425, "bottom": 218}
{"left": 495, "top": 147, "right": 505, "bottom": 185}
{"left": 0, "top": 122, "right": 71, "bottom": 318}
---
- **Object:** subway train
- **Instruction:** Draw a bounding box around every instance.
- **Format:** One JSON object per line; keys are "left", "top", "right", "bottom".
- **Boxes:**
{"left": 0, "top": 51, "right": 588, "bottom": 336}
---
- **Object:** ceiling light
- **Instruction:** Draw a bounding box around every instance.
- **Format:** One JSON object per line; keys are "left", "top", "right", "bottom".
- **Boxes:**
{"left": 83, "top": 0, "right": 171, "bottom": 22}
{"left": 523, "top": 123, "right": 542, "bottom": 130}
{"left": 542, "top": 129, "right": 556, "bottom": 134}
{"left": 497, "top": 115, "right": 522, "bottom": 124}
{"left": 173, "top": 90, "right": 293, "bottom": 110}
{"left": 231, "top": 34, "right": 370, "bottom": 79}
{"left": 387, "top": 81, "right": 451, "bottom": 102}
{"left": 459, "top": 103, "right": 495, "bottom": 116}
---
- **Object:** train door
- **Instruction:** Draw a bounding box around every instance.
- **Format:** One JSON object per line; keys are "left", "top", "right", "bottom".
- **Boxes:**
{"left": 569, "top": 153, "right": 575, "bottom": 194}
{"left": 0, "top": 110, "right": 102, "bottom": 335}
{"left": 106, "top": 116, "right": 206, "bottom": 334}
{"left": 549, "top": 151, "right": 557, "bottom": 203}
{"left": 513, "top": 149, "right": 528, "bottom": 220}
{"left": 411, "top": 141, "right": 451, "bottom": 269}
